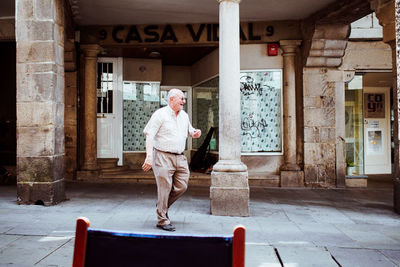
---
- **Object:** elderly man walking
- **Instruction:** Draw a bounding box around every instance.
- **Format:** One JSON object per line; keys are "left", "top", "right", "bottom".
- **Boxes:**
{"left": 142, "top": 88, "right": 201, "bottom": 231}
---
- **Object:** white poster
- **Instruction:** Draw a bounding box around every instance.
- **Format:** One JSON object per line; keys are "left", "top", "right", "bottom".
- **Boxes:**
{"left": 366, "top": 129, "right": 383, "bottom": 155}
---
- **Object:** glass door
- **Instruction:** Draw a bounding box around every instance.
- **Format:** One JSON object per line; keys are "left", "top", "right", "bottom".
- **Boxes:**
{"left": 345, "top": 75, "right": 364, "bottom": 176}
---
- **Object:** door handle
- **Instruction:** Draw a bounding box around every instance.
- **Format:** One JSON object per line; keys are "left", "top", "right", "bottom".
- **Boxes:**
{"left": 97, "top": 114, "right": 106, "bottom": 118}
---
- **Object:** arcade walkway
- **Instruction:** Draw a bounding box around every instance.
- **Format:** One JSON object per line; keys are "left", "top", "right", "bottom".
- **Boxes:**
{"left": 0, "top": 177, "right": 399, "bottom": 266}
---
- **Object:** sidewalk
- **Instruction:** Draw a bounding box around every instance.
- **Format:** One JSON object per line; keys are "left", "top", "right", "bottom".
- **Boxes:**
{"left": 0, "top": 179, "right": 400, "bottom": 267}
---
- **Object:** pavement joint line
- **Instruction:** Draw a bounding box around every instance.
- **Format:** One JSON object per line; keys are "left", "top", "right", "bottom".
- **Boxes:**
{"left": 330, "top": 254, "right": 342, "bottom": 267}
{"left": 34, "top": 237, "right": 74, "bottom": 266}
{"left": 273, "top": 247, "right": 284, "bottom": 267}
{"left": 324, "top": 246, "right": 342, "bottom": 267}
{"left": 246, "top": 242, "right": 270, "bottom": 246}
{"left": 2, "top": 233, "right": 46, "bottom": 237}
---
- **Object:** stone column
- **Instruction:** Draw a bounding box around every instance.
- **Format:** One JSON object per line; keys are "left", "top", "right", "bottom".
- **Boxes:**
{"left": 394, "top": 0, "right": 400, "bottom": 213}
{"left": 210, "top": 0, "right": 249, "bottom": 216}
{"left": 279, "top": 40, "right": 304, "bottom": 187}
{"left": 80, "top": 45, "right": 102, "bottom": 173}
{"left": 16, "top": 0, "right": 66, "bottom": 204}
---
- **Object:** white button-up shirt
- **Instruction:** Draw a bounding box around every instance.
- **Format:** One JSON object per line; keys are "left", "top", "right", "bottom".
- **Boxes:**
{"left": 143, "top": 106, "right": 195, "bottom": 154}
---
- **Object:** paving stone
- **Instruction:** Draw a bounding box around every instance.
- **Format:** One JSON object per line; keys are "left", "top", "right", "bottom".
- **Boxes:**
{"left": 35, "top": 238, "right": 74, "bottom": 267}
{"left": 246, "top": 243, "right": 281, "bottom": 267}
{"left": 296, "top": 223, "right": 358, "bottom": 248}
{"left": 328, "top": 247, "right": 397, "bottom": 267}
{"left": 380, "top": 250, "right": 400, "bottom": 266}
{"left": 0, "top": 235, "right": 21, "bottom": 250}
{"left": 306, "top": 206, "right": 356, "bottom": 224}
{"left": 334, "top": 223, "right": 400, "bottom": 250}
{"left": 0, "top": 236, "right": 68, "bottom": 265}
{"left": 275, "top": 245, "right": 339, "bottom": 267}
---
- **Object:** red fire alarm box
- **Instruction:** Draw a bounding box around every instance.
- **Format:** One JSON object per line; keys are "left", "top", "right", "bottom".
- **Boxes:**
{"left": 267, "top": 43, "right": 279, "bottom": 56}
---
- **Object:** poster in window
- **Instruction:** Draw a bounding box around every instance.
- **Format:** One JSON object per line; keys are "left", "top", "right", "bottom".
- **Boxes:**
{"left": 123, "top": 82, "right": 136, "bottom": 100}
{"left": 143, "top": 84, "right": 160, "bottom": 102}
{"left": 366, "top": 130, "right": 383, "bottom": 155}
{"left": 364, "top": 93, "right": 385, "bottom": 118}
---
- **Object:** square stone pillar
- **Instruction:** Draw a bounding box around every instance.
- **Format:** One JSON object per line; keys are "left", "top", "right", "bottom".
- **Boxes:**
{"left": 303, "top": 69, "right": 353, "bottom": 188}
{"left": 16, "top": 0, "right": 66, "bottom": 204}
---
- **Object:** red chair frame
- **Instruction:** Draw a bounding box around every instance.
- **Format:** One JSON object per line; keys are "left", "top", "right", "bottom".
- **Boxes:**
{"left": 72, "top": 217, "right": 245, "bottom": 267}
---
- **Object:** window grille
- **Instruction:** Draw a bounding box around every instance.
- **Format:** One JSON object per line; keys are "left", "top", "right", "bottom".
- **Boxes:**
{"left": 97, "top": 62, "right": 113, "bottom": 114}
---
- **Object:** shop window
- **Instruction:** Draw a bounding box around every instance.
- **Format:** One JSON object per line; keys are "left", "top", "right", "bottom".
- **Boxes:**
{"left": 192, "top": 69, "right": 283, "bottom": 153}
{"left": 240, "top": 70, "right": 282, "bottom": 152}
{"left": 345, "top": 75, "right": 364, "bottom": 175}
{"left": 192, "top": 78, "right": 219, "bottom": 151}
{"left": 123, "top": 82, "right": 160, "bottom": 151}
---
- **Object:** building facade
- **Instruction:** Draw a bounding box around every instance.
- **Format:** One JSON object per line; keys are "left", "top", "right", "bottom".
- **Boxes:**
{"left": 0, "top": 0, "right": 399, "bottom": 214}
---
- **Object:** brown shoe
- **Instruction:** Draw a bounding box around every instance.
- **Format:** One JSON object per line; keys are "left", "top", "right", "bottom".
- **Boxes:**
{"left": 157, "top": 224, "right": 175, "bottom": 232}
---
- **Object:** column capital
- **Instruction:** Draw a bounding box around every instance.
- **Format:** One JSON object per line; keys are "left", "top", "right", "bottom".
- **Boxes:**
{"left": 280, "top": 40, "right": 302, "bottom": 55}
{"left": 80, "top": 44, "right": 103, "bottom": 58}
{"left": 217, "top": 0, "right": 241, "bottom": 3}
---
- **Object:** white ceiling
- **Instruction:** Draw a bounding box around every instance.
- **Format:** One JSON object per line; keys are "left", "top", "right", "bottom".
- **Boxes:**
{"left": 0, "top": 0, "right": 369, "bottom": 26}
{"left": 71, "top": 0, "right": 337, "bottom": 25}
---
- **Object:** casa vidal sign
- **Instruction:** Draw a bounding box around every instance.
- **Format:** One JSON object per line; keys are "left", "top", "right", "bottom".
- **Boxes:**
{"left": 80, "top": 22, "right": 301, "bottom": 45}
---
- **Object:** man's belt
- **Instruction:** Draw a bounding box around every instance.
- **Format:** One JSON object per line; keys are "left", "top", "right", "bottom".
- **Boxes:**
{"left": 154, "top": 148, "right": 184, "bottom": 155}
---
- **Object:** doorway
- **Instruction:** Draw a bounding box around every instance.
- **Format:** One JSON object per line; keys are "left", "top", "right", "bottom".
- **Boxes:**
{"left": 0, "top": 42, "right": 16, "bottom": 167}
{"left": 96, "top": 57, "right": 123, "bottom": 165}
{"left": 345, "top": 72, "right": 392, "bottom": 176}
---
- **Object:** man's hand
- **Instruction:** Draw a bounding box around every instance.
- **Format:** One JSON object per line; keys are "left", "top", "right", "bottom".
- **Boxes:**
{"left": 142, "top": 156, "right": 152, "bottom": 172}
{"left": 192, "top": 129, "right": 202, "bottom": 138}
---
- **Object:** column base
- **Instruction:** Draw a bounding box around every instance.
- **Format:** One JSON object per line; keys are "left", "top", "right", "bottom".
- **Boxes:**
{"left": 76, "top": 170, "right": 100, "bottom": 181}
{"left": 280, "top": 170, "right": 304, "bottom": 187}
{"left": 81, "top": 161, "right": 99, "bottom": 171}
{"left": 210, "top": 171, "right": 249, "bottom": 216}
{"left": 17, "top": 179, "right": 66, "bottom": 205}
{"left": 394, "top": 178, "right": 400, "bottom": 214}
{"left": 212, "top": 160, "right": 247, "bottom": 172}
{"left": 280, "top": 163, "right": 301, "bottom": 171}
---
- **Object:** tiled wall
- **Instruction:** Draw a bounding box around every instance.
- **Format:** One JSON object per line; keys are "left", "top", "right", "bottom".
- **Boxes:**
{"left": 123, "top": 83, "right": 160, "bottom": 151}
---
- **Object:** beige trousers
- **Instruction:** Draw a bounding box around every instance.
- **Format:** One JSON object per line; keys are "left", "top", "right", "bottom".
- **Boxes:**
{"left": 152, "top": 149, "right": 190, "bottom": 226}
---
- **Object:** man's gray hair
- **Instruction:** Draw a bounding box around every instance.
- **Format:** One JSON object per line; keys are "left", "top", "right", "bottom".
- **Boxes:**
{"left": 167, "top": 88, "right": 183, "bottom": 102}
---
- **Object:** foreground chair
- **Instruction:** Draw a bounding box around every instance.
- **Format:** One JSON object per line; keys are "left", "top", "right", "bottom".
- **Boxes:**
{"left": 72, "top": 217, "right": 245, "bottom": 267}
